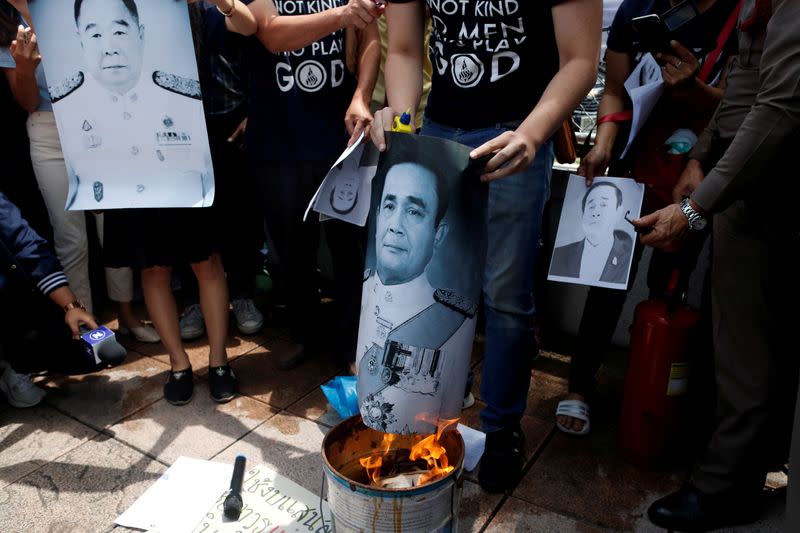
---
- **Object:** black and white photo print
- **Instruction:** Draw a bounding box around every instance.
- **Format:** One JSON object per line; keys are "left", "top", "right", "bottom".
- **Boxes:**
{"left": 548, "top": 174, "right": 645, "bottom": 290}
{"left": 357, "top": 132, "right": 487, "bottom": 435}
{"left": 29, "top": 0, "right": 213, "bottom": 210}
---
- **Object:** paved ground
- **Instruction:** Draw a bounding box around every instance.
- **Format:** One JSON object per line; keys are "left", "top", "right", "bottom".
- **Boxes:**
{"left": 0, "top": 316, "right": 787, "bottom": 532}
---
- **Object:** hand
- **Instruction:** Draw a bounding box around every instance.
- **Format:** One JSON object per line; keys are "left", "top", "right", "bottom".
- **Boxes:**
{"left": 10, "top": 25, "right": 41, "bottom": 73}
{"left": 228, "top": 117, "right": 247, "bottom": 143}
{"left": 338, "top": 0, "right": 382, "bottom": 30}
{"left": 672, "top": 158, "right": 704, "bottom": 203}
{"left": 65, "top": 308, "right": 99, "bottom": 338}
{"left": 658, "top": 40, "right": 699, "bottom": 89}
{"left": 635, "top": 203, "right": 689, "bottom": 251}
{"left": 469, "top": 129, "right": 536, "bottom": 182}
{"left": 345, "top": 98, "right": 372, "bottom": 147}
{"left": 577, "top": 143, "right": 611, "bottom": 185}
{"left": 370, "top": 106, "right": 398, "bottom": 152}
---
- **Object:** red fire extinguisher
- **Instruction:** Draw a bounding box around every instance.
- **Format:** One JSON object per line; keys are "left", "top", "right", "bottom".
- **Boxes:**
{"left": 619, "top": 268, "right": 700, "bottom": 465}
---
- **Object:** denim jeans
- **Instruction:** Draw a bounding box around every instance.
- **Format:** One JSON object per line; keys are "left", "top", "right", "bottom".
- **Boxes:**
{"left": 421, "top": 117, "right": 553, "bottom": 432}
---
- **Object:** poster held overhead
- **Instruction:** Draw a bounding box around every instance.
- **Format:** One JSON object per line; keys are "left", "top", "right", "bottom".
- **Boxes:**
{"left": 28, "top": 0, "right": 214, "bottom": 210}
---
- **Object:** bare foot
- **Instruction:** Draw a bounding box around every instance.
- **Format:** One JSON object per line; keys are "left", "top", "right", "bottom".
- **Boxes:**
{"left": 557, "top": 392, "right": 588, "bottom": 433}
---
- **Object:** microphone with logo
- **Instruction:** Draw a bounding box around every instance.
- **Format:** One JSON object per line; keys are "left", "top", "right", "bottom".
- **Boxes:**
{"left": 78, "top": 326, "right": 127, "bottom": 366}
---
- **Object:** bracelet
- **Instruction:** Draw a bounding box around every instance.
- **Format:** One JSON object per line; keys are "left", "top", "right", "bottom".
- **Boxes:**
{"left": 63, "top": 300, "right": 86, "bottom": 313}
{"left": 217, "top": 0, "right": 235, "bottom": 17}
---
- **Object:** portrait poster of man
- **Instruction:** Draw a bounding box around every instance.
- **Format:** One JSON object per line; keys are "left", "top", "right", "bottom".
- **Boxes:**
{"left": 356, "top": 132, "right": 487, "bottom": 435}
{"left": 548, "top": 174, "right": 645, "bottom": 290}
{"left": 28, "top": 0, "right": 214, "bottom": 210}
{"left": 307, "top": 133, "right": 380, "bottom": 226}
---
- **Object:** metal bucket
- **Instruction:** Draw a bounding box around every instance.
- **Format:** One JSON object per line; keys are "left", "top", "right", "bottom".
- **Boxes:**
{"left": 321, "top": 416, "right": 464, "bottom": 533}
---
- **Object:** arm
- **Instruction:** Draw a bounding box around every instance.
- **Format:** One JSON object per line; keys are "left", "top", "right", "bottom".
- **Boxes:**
{"left": 371, "top": 1, "right": 425, "bottom": 151}
{"left": 250, "top": 0, "right": 381, "bottom": 54}
{"left": 473, "top": 0, "right": 602, "bottom": 181}
{"left": 691, "top": 0, "right": 800, "bottom": 214}
{"left": 577, "top": 49, "right": 632, "bottom": 183}
{"left": 345, "top": 20, "right": 381, "bottom": 146}
{"left": 48, "top": 286, "right": 99, "bottom": 336}
{"left": 3, "top": 26, "right": 41, "bottom": 113}
{"left": 207, "top": 0, "right": 258, "bottom": 36}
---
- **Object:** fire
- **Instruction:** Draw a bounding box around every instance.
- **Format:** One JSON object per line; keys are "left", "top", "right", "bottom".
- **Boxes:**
{"left": 359, "top": 432, "right": 397, "bottom": 484}
{"left": 359, "top": 418, "right": 458, "bottom": 487}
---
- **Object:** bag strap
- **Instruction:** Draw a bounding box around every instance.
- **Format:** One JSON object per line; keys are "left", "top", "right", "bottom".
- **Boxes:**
{"left": 697, "top": 1, "right": 743, "bottom": 83}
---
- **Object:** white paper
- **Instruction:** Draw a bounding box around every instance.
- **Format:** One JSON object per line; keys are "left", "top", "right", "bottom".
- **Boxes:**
{"left": 548, "top": 174, "right": 645, "bottom": 291}
{"left": 457, "top": 423, "right": 486, "bottom": 472}
{"left": 115, "top": 456, "right": 233, "bottom": 533}
{"left": 191, "top": 463, "right": 331, "bottom": 532}
{"left": 303, "top": 131, "right": 380, "bottom": 226}
{"left": 620, "top": 53, "right": 665, "bottom": 159}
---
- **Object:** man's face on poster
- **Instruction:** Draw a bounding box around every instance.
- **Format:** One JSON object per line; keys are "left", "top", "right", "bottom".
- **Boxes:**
{"left": 582, "top": 184, "right": 622, "bottom": 245}
{"left": 76, "top": 0, "right": 144, "bottom": 94}
{"left": 376, "top": 163, "right": 446, "bottom": 286}
{"left": 331, "top": 177, "right": 358, "bottom": 214}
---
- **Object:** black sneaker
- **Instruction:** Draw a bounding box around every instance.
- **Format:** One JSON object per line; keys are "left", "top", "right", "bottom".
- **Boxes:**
{"left": 209, "top": 365, "right": 238, "bottom": 403}
{"left": 164, "top": 367, "right": 194, "bottom": 406}
{"left": 478, "top": 424, "right": 525, "bottom": 493}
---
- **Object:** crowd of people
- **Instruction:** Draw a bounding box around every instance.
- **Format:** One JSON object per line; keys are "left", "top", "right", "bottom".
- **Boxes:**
{"left": 1, "top": 0, "right": 798, "bottom": 530}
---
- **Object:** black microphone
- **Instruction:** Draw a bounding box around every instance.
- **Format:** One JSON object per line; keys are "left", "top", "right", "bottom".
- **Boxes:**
{"left": 223, "top": 454, "right": 247, "bottom": 521}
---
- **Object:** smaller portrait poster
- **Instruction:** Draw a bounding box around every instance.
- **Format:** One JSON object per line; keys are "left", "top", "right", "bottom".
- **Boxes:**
{"left": 356, "top": 132, "right": 488, "bottom": 436}
{"left": 548, "top": 174, "right": 645, "bottom": 290}
{"left": 29, "top": 0, "right": 214, "bottom": 210}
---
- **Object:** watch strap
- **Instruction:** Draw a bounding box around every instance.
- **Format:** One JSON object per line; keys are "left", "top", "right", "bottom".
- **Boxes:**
{"left": 63, "top": 300, "right": 86, "bottom": 313}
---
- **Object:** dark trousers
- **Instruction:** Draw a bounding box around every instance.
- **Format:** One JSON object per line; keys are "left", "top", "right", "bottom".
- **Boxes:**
{"left": 569, "top": 233, "right": 709, "bottom": 397}
{"left": 253, "top": 160, "right": 365, "bottom": 362}
{"left": 183, "top": 108, "right": 261, "bottom": 302}
{"left": 788, "top": 376, "right": 800, "bottom": 531}
{"left": 0, "top": 286, "right": 99, "bottom": 375}
{"left": 691, "top": 201, "right": 800, "bottom": 496}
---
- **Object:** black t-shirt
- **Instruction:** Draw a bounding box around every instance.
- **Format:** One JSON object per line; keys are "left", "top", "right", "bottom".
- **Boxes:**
{"left": 246, "top": 0, "right": 356, "bottom": 163}
{"left": 388, "top": 0, "right": 565, "bottom": 129}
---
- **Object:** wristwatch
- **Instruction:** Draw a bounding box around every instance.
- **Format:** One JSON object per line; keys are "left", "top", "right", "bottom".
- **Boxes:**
{"left": 63, "top": 300, "right": 86, "bottom": 313}
{"left": 680, "top": 197, "right": 707, "bottom": 231}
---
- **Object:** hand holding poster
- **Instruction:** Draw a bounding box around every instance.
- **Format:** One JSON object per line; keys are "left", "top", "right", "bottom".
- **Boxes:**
{"left": 28, "top": 0, "right": 214, "bottom": 210}
{"left": 548, "top": 174, "right": 645, "bottom": 290}
{"left": 356, "top": 133, "right": 488, "bottom": 435}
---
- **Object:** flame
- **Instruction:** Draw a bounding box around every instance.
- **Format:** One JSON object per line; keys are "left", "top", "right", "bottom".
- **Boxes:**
{"left": 359, "top": 418, "right": 459, "bottom": 487}
{"left": 409, "top": 418, "right": 458, "bottom": 485}
{"left": 359, "top": 433, "right": 397, "bottom": 484}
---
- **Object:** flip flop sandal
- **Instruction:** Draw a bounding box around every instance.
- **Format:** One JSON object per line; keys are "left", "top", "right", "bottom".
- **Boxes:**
{"left": 555, "top": 399, "right": 591, "bottom": 436}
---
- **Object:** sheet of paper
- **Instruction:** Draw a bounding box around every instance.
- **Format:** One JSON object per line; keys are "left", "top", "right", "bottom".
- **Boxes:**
{"left": 303, "top": 131, "right": 365, "bottom": 223}
{"left": 115, "top": 456, "right": 233, "bottom": 533}
{"left": 620, "top": 53, "right": 665, "bottom": 159}
{"left": 191, "top": 463, "right": 331, "bottom": 532}
{"left": 457, "top": 423, "right": 486, "bottom": 472}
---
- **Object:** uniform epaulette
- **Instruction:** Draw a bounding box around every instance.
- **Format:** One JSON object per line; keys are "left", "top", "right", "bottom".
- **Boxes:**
{"left": 49, "top": 72, "right": 84, "bottom": 103}
{"left": 434, "top": 288, "right": 477, "bottom": 318}
{"left": 152, "top": 71, "right": 202, "bottom": 100}
{"left": 363, "top": 268, "right": 372, "bottom": 282}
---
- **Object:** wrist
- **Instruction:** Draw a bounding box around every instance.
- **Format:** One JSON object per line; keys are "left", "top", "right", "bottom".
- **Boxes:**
{"left": 63, "top": 300, "right": 86, "bottom": 314}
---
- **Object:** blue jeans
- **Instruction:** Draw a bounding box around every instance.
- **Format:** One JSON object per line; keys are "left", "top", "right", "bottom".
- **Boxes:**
{"left": 421, "top": 118, "right": 553, "bottom": 432}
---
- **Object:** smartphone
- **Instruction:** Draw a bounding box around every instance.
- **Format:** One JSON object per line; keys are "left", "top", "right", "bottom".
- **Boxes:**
{"left": 631, "top": 14, "right": 673, "bottom": 55}
{"left": 633, "top": 0, "right": 716, "bottom": 58}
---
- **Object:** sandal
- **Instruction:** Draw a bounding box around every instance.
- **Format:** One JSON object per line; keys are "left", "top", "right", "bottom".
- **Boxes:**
{"left": 555, "top": 399, "right": 591, "bottom": 436}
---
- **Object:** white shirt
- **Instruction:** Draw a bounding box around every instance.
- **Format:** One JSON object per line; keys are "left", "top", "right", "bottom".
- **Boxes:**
{"left": 579, "top": 235, "right": 614, "bottom": 281}
{"left": 55, "top": 75, "right": 213, "bottom": 210}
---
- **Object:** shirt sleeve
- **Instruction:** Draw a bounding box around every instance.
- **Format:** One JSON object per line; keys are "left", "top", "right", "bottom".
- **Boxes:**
{"left": 0, "top": 192, "right": 68, "bottom": 296}
{"left": 0, "top": 46, "right": 16, "bottom": 69}
{"left": 692, "top": 0, "right": 800, "bottom": 213}
{"left": 606, "top": 0, "right": 636, "bottom": 54}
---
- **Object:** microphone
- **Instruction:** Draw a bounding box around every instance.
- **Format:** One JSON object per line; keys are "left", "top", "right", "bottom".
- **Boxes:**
{"left": 223, "top": 454, "right": 247, "bottom": 521}
{"left": 78, "top": 326, "right": 127, "bottom": 366}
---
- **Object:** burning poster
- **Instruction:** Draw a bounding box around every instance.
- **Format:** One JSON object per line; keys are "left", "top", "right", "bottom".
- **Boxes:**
{"left": 28, "top": 0, "right": 214, "bottom": 210}
{"left": 356, "top": 132, "right": 487, "bottom": 435}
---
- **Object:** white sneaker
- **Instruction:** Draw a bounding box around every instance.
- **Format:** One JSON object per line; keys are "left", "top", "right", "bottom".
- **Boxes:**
{"left": 232, "top": 298, "right": 264, "bottom": 335}
{"left": 0, "top": 361, "right": 46, "bottom": 408}
{"left": 118, "top": 323, "right": 161, "bottom": 343}
{"left": 179, "top": 304, "right": 206, "bottom": 340}
{"left": 462, "top": 392, "right": 475, "bottom": 410}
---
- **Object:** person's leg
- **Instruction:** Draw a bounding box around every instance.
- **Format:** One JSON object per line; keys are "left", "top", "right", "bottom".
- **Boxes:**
{"left": 141, "top": 266, "right": 189, "bottom": 371}
{"left": 190, "top": 253, "right": 230, "bottom": 368}
{"left": 26, "top": 112, "right": 93, "bottom": 312}
{"left": 254, "top": 161, "right": 322, "bottom": 367}
{"left": 323, "top": 218, "right": 366, "bottom": 367}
